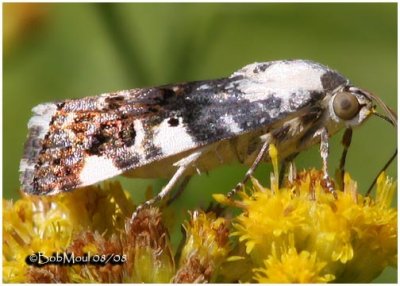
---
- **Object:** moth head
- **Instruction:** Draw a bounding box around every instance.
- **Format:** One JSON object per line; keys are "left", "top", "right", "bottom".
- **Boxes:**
{"left": 330, "top": 86, "right": 374, "bottom": 127}
{"left": 330, "top": 85, "right": 397, "bottom": 129}
{"left": 337, "top": 86, "right": 397, "bottom": 197}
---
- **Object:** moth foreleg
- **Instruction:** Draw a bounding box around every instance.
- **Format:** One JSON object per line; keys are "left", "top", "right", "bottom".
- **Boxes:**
{"left": 319, "top": 127, "right": 337, "bottom": 198}
{"left": 227, "top": 138, "right": 270, "bottom": 199}
{"left": 131, "top": 150, "right": 204, "bottom": 220}
{"left": 338, "top": 128, "right": 353, "bottom": 190}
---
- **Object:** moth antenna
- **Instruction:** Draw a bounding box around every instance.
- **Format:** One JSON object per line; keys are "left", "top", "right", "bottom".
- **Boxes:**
{"left": 365, "top": 149, "right": 397, "bottom": 197}
{"left": 363, "top": 89, "right": 396, "bottom": 127}
{"left": 373, "top": 112, "right": 396, "bottom": 127}
{"left": 372, "top": 95, "right": 397, "bottom": 126}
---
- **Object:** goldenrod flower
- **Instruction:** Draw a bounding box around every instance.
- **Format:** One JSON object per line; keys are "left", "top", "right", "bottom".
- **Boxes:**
{"left": 122, "top": 207, "right": 175, "bottom": 283}
{"left": 173, "top": 211, "right": 230, "bottom": 283}
{"left": 3, "top": 182, "right": 135, "bottom": 283}
{"left": 216, "top": 144, "right": 397, "bottom": 283}
{"left": 253, "top": 238, "right": 335, "bottom": 283}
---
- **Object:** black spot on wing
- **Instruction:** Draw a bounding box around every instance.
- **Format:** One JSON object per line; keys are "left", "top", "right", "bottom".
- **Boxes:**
{"left": 168, "top": 117, "right": 179, "bottom": 126}
{"left": 320, "top": 71, "right": 347, "bottom": 91}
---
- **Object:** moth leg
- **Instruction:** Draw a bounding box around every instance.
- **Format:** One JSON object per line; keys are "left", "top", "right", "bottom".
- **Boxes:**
{"left": 166, "top": 175, "right": 192, "bottom": 206}
{"left": 338, "top": 128, "right": 353, "bottom": 190}
{"left": 131, "top": 150, "right": 204, "bottom": 219}
{"left": 227, "top": 139, "right": 270, "bottom": 199}
{"left": 279, "top": 153, "right": 298, "bottom": 185}
{"left": 287, "top": 160, "right": 297, "bottom": 184}
{"left": 319, "top": 127, "right": 337, "bottom": 198}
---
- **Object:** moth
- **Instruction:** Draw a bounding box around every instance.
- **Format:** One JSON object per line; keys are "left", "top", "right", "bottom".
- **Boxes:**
{"left": 20, "top": 60, "right": 396, "bottom": 211}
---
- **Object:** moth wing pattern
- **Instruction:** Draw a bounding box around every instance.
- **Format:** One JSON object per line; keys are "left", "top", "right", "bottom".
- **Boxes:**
{"left": 20, "top": 86, "right": 198, "bottom": 195}
{"left": 20, "top": 60, "right": 349, "bottom": 195}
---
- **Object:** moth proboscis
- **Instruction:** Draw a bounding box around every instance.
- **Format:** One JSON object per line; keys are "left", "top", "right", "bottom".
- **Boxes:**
{"left": 19, "top": 60, "right": 397, "bottom": 216}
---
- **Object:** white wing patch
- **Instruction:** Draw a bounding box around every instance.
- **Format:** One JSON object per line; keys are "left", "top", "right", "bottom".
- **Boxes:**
{"left": 153, "top": 117, "right": 196, "bottom": 156}
{"left": 232, "top": 60, "right": 325, "bottom": 103}
{"left": 79, "top": 155, "right": 121, "bottom": 186}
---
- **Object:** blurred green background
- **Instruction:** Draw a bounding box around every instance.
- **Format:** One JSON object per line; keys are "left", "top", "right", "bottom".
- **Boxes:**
{"left": 3, "top": 3, "right": 397, "bottom": 282}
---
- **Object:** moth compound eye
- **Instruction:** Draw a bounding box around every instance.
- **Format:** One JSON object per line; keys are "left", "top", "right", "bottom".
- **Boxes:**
{"left": 333, "top": 92, "right": 360, "bottom": 120}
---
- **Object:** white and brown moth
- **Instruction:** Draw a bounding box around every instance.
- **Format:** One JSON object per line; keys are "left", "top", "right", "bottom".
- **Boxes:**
{"left": 20, "top": 60, "right": 396, "bottom": 210}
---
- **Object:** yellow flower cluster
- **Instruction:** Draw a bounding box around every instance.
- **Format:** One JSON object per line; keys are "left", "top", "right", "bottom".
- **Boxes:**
{"left": 174, "top": 211, "right": 230, "bottom": 282}
{"left": 3, "top": 182, "right": 135, "bottom": 282}
{"left": 215, "top": 145, "right": 397, "bottom": 283}
{"left": 3, "top": 182, "right": 230, "bottom": 283}
{"left": 3, "top": 144, "right": 397, "bottom": 283}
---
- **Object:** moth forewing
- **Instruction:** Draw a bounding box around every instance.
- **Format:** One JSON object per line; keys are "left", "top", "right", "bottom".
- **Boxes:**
{"left": 19, "top": 60, "right": 392, "bottom": 210}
